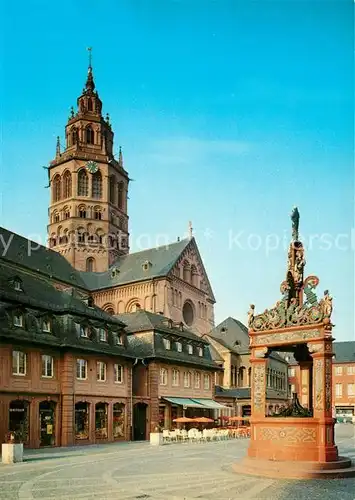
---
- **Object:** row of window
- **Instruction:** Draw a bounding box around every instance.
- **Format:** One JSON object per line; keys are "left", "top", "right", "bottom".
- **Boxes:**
{"left": 289, "top": 366, "right": 355, "bottom": 377}
{"left": 52, "top": 206, "right": 118, "bottom": 223}
{"left": 68, "top": 124, "right": 97, "bottom": 147}
{"left": 335, "top": 365, "right": 355, "bottom": 376}
{"left": 12, "top": 351, "right": 124, "bottom": 383}
{"left": 12, "top": 313, "right": 123, "bottom": 346}
{"left": 172, "top": 262, "right": 199, "bottom": 287}
{"left": 13, "top": 314, "right": 51, "bottom": 332}
{"left": 159, "top": 367, "right": 211, "bottom": 389}
{"left": 335, "top": 383, "right": 355, "bottom": 397}
{"left": 52, "top": 170, "right": 126, "bottom": 210}
{"left": 52, "top": 170, "right": 102, "bottom": 202}
{"left": 76, "top": 324, "right": 123, "bottom": 345}
{"left": 162, "top": 338, "right": 204, "bottom": 357}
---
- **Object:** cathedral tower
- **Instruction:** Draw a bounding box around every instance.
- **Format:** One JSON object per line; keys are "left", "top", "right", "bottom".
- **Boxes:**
{"left": 47, "top": 55, "right": 129, "bottom": 272}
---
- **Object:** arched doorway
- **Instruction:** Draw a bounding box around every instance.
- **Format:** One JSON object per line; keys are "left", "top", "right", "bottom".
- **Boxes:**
{"left": 39, "top": 401, "right": 56, "bottom": 446}
{"left": 133, "top": 403, "right": 148, "bottom": 441}
{"left": 9, "top": 400, "right": 29, "bottom": 444}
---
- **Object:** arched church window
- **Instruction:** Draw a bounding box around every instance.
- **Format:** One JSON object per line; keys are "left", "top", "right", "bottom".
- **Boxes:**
{"left": 87, "top": 99, "right": 93, "bottom": 112}
{"left": 86, "top": 257, "right": 95, "bottom": 272}
{"left": 63, "top": 171, "right": 72, "bottom": 198}
{"left": 71, "top": 127, "right": 78, "bottom": 146}
{"left": 109, "top": 176, "right": 116, "bottom": 204}
{"left": 79, "top": 206, "right": 86, "bottom": 218}
{"left": 78, "top": 170, "right": 88, "bottom": 197}
{"left": 92, "top": 171, "right": 102, "bottom": 199}
{"left": 94, "top": 207, "right": 102, "bottom": 220}
{"left": 85, "top": 125, "right": 94, "bottom": 144}
{"left": 117, "top": 182, "right": 124, "bottom": 209}
{"left": 52, "top": 175, "right": 61, "bottom": 202}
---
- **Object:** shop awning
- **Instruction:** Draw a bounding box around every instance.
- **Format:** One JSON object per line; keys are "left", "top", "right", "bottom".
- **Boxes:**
{"left": 190, "top": 398, "right": 229, "bottom": 409}
{"left": 162, "top": 397, "right": 229, "bottom": 409}
{"left": 162, "top": 397, "right": 205, "bottom": 408}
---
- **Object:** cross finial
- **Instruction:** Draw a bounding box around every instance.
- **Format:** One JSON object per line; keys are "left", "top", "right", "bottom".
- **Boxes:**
{"left": 88, "top": 47, "right": 92, "bottom": 69}
{"left": 188, "top": 221, "right": 193, "bottom": 240}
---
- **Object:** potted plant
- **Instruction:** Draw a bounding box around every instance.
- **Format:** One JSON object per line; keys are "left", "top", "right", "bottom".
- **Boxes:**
{"left": 150, "top": 424, "right": 164, "bottom": 446}
{"left": 2, "top": 430, "right": 24, "bottom": 464}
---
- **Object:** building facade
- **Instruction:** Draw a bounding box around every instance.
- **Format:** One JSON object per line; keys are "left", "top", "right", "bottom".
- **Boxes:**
{"left": 204, "top": 317, "right": 290, "bottom": 416}
{"left": 0, "top": 246, "right": 221, "bottom": 448}
{"left": 287, "top": 341, "right": 355, "bottom": 420}
{"left": 44, "top": 62, "right": 215, "bottom": 337}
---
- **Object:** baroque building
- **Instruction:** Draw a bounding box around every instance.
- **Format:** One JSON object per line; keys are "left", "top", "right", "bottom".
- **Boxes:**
{"left": 0, "top": 232, "right": 221, "bottom": 448}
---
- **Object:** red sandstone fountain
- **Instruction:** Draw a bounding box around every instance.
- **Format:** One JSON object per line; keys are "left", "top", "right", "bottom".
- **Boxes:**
{"left": 234, "top": 208, "right": 355, "bottom": 479}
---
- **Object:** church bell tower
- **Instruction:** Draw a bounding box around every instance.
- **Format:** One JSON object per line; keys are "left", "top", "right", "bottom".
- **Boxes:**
{"left": 47, "top": 52, "right": 129, "bottom": 273}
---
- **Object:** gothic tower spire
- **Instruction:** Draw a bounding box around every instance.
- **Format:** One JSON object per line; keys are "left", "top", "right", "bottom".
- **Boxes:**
{"left": 47, "top": 52, "right": 130, "bottom": 273}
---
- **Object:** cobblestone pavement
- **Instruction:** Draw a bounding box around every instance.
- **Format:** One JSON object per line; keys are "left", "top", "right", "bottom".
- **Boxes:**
{"left": 0, "top": 425, "right": 354, "bottom": 500}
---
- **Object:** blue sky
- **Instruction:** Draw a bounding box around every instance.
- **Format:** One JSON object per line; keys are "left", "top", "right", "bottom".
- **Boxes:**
{"left": 0, "top": 1, "right": 353, "bottom": 341}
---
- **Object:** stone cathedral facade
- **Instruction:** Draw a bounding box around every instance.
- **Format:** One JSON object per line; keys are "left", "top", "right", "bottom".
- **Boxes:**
{"left": 46, "top": 62, "right": 215, "bottom": 336}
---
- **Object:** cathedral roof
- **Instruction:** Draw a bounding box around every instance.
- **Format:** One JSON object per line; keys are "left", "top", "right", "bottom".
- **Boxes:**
{"left": 80, "top": 238, "right": 192, "bottom": 290}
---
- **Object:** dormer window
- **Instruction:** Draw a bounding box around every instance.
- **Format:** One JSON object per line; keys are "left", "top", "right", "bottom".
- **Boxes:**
{"left": 176, "top": 341, "right": 182, "bottom": 352}
{"left": 111, "top": 267, "right": 119, "bottom": 278}
{"left": 142, "top": 260, "right": 152, "bottom": 271}
{"left": 13, "top": 279, "right": 22, "bottom": 291}
{"left": 188, "top": 345, "right": 193, "bottom": 355}
{"left": 42, "top": 319, "right": 51, "bottom": 333}
{"left": 98, "top": 328, "right": 107, "bottom": 342}
{"left": 198, "top": 347, "right": 203, "bottom": 357}
{"left": 13, "top": 314, "right": 23, "bottom": 328}
{"left": 80, "top": 325, "right": 89, "bottom": 338}
{"left": 163, "top": 338, "right": 171, "bottom": 350}
{"left": 113, "top": 332, "right": 123, "bottom": 345}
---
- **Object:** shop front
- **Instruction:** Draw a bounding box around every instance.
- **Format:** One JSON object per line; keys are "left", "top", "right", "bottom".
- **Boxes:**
{"left": 161, "top": 397, "right": 228, "bottom": 429}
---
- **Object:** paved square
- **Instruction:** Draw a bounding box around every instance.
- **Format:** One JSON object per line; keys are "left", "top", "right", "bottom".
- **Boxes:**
{"left": 0, "top": 425, "right": 354, "bottom": 499}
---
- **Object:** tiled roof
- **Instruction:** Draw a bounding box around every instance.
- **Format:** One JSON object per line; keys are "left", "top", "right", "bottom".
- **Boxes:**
{"left": 206, "top": 316, "right": 286, "bottom": 364}
{"left": 215, "top": 386, "right": 287, "bottom": 401}
{"left": 333, "top": 341, "right": 355, "bottom": 363}
{"left": 0, "top": 263, "right": 124, "bottom": 325}
{"left": 0, "top": 227, "right": 86, "bottom": 288}
{"left": 116, "top": 310, "right": 209, "bottom": 343}
{"left": 208, "top": 317, "right": 250, "bottom": 350}
{"left": 120, "top": 310, "right": 220, "bottom": 370}
{"left": 215, "top": 386, "right": 251, "bottom": 399}
{"left": 80, "top": 238, "right": 191, "bottom": 290}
